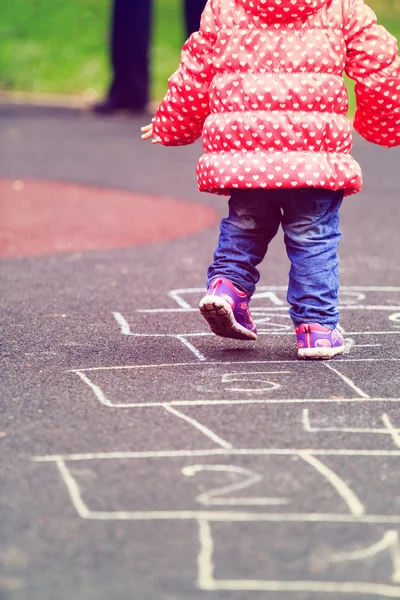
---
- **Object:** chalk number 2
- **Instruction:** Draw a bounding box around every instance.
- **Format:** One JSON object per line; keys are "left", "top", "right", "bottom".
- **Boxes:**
{"left": 182, "top": 464, "right": 288, "bottom": 507}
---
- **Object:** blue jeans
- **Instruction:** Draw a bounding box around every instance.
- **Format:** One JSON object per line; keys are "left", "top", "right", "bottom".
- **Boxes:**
{"left": 207, "top": 188, "right": 344, "bottom": 329}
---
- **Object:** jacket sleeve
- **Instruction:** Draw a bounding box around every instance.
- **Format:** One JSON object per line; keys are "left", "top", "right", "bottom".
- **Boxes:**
{"left": 344, "top": 0, "right": 400, "bottom": 147}
{"left": 152, "top": 0, "right": 218, "bottom": 146}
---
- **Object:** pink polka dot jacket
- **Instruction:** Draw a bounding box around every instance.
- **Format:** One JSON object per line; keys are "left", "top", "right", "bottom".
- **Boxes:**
{"left": 153, "top": 0, "right": 400, "bottom": 196}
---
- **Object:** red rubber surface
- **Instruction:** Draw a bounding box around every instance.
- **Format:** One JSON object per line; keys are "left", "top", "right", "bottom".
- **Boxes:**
{"left": 0, "top": 178, "right": 218, "bottom": 258}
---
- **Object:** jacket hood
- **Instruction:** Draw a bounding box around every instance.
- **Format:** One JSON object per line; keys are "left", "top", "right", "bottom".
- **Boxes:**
{"left": 236, "top": 0, "right": 330, "bottom": 21}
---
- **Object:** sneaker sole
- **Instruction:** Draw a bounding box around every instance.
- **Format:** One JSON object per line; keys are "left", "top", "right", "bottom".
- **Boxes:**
{"left": 199, "top": 296, "right": 257, "bottom": 341}
{"left": 298, "top": 345, "right": 345, "bottom": 360}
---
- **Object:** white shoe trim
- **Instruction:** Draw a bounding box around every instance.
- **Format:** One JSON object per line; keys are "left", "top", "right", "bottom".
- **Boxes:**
{"left": 298, "top": 345, "right": 345, "bottom": 360}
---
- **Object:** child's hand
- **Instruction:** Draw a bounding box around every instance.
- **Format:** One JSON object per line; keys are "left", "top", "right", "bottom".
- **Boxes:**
{"left": 141, "top": 123, "right": 158, "bottom": 144}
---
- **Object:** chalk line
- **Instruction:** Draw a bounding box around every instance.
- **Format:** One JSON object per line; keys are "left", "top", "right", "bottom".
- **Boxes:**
{"left": 74, "top": 371, "right": 113, "bottom": 407}
{"left": 136, "top": 305, "right": 400, "bottom": 313}
{"left": 299, "top": 452, "right": 364, "bottom": 517}
{"left": 331, "top": 530, "right": 400, "bottom": 583}
{"left": 33, "top": 447, "right": 400, "bottom": 462}
{"left": 163, "top": 405, "right": 233, "bottom": 450}
{"left": 382, "top": 414, "right": 400, "bottom": 449}
{"left": 69, "top": 357, "right": 400, "bottom": 373}
{"left": 197, "top": 519, "right": 215, "bottom": 587}
{"left": 323, "top": 363, "right": 370, "bottom": 399}
{"left": 113, "top": 311, "right": 131, "bottom": 335}
{"left": 303, "top": 409, "right": 400, "bottom": 435}
{"left": 175, "top": 335, "right": 206, "bottom": 361}
{"left": 56, "top": 460, "right": 90, "bottom": 519}
{"left": 198, "top": 578, "right": 400, "bottom": 596}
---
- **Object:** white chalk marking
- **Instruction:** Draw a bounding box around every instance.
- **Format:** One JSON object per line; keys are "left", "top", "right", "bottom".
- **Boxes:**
{"left": 336, "top": 323, "right": 346, "bottom": 334}
{"left": 222, "top": 371, "right": 291, "bottom": 377}
{"left": 352, "top": 344, "right": 382, "bottom": 348}
{"left": 110, "top": 331, "right": 177, "bottom": 337}
{"left": 222, "top": 381, "right": 281, "bottom": 394}
{"left": 343, "top": 337, "right": 355, "bottom": 353}
{"left": 197, "top": 520, "right": 215, "bottom": 587}
{"left": 382, "top": 414, "right": 400, "bottom": 449}
{"left": 221, "top": 371, "right": 283, "bottom": 394}
{"left": 343, "top": 287, "right": 400, "bottom": 291}
{"left": 112, "top": 311, "right": 132, "bottom": 335}
{"left": 255, "top": 320, "right": 292, "bottom": 331}
{"left": 169, "top": 285, "right": 400, "bottom": 297}
{"left": 75, "top": 371, "right": 113, "bottom": 407}
{"left": 324, "top": 363, "right": 370, "bottom": 399}
{"left": 336, "top": 306, "right": 400, "bottom": 311}
{"left": 303, "top": 409, "right": 400, "bottom": 436}
{"left": 199, "top": 579, "right": 400, "bottom": 596}
{"left": 56, "top": 460, "right": 90, "bottom": 518}
{"left": 389, "top": 313, "right": 400, "bottom": 323}
{"left": 169, "top": 286, "right": 290, "bottom": 310}
{"left": 331, "top": 530, "right": 400, "bottom": 583}
{"left": 252, "top": 290, "right": 284, "bottom": 305}
{"left": 182, "top": 464, "right": 289, "bottom": 506}
{"left": 113, "top": 312, "right": 206, "bottom": 359}
{"left": 136, "top": 306, "right": 400, "bottom": 313}
{"left": 68, "top": 396, "right": 360, "bottom": 410}
{"left": 175, "top": 335, "right": 207, "bottom": 361}
{"left": 196, "top": 519, "right": 400, "bottom": 596}
{"left": 168, "top": 288, "right": 196, "bottom": 309}
{"left": 341, "top": 332, "right": 400, "bottom": 336}
{"left": 163, "top": 405, "right": 233, "bottom": 449}
{"left": 65, "top": 397, "right": 398, "bottom": 408}
{"left": 26, "top": 508, "right": 400, "bottom": 524}
{"left": 71, "top": 366, "right": 400, "bottom": 408}
{"left": 33, "top": 447, "right": 400, "bottom": 462}
{"left": 299, "top": 452, "right": 364, "bottom": 517}
{"left": 69, "top": 357, "right": 400, "bottom": 373}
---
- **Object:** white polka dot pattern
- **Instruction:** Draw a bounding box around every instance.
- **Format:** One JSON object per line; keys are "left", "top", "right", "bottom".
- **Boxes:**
{"left": 152, "top": 0, "right": 400, "bottom": 197}
{"left": 236, "top": 0, "right": 328, "bottom": 22}
{"left": 345, "top": 0, "right": 400, "bottom": 149}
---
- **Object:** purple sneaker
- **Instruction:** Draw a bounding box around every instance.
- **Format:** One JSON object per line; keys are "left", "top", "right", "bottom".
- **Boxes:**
{"left": 199, "top": 277, "right": 257, "bottom": 340}
{"left": 296, "top": 323, "right": 345, "bottom": 359}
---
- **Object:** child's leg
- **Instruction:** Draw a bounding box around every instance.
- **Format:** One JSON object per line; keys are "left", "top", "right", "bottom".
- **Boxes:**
{"left": 281, "top": 187, "right": 344, "bottom": 329}
{"left": 200, "top": 189, "right": 281, "bottom": 340}
{"left": 207, "top": 189, "right": 282, "bottom": 297}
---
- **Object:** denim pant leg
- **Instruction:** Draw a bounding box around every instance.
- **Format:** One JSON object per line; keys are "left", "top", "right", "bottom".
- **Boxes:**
{"left": 207, "top": 190, "right": 282, "bottom": 297}
{"left": 281, "top": 189, "right": 344, "bottom": 329}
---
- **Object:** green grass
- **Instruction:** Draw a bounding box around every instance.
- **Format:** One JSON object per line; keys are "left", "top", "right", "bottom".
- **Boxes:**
{"left": 0, "top": 0, "right": 109, "bottom": 95}
{"left": 0, "top": 0, "right": 185, "bottom": 100}
{"left": 0, "top": 0, "right": 398, "bottom": 105}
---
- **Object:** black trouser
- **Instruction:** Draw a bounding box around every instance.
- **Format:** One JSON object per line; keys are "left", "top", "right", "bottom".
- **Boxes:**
{"left": 108, "top": 0, "right": 206, "bottom": 109}
{"left": 184, "top": 0, "right": 207, "bottom": 38}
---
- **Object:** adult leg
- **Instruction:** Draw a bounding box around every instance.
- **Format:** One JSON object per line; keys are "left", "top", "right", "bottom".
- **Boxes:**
{"left": 96, "top": 0, "right": 151, "bottom": 112}
{"left": 184, "top": 0, "right": 207, "bottom": 37}
{"left": 281, "top": 188, "right": 344, "bottom": 329}
{"left": 207, "top": 189, "right": 282, "bottom": 297}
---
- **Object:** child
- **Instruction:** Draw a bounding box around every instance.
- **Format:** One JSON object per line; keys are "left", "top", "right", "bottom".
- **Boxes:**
{"left": 141, "top": 0, "right": 400, "bottom": 359}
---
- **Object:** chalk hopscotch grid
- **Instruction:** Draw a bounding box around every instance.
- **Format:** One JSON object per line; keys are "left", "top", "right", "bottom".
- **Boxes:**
{"left": 33, "top": 447, "right": 400, "bottom": 524}
{"left": 33, "top": 286, "right": 400, "bottom": 597}
{"left": 33, "top": 368, "right": 400, "bottom": 524}
{"left": 113, "top": 285, "right": 400, "bottom": 361}
{"left": 196, "top": 519, "right": 400, "bottom": 596}
{"left": 68, "top": 361, "right": 400, "bottom": 410}
{"left": 34, "top": 448, "right": 400, "bottom": 597}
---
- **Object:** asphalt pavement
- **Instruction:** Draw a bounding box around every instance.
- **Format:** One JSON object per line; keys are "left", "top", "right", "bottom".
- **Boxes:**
{"left": 1, "top": 102, "right": 400, "bottom": 600}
